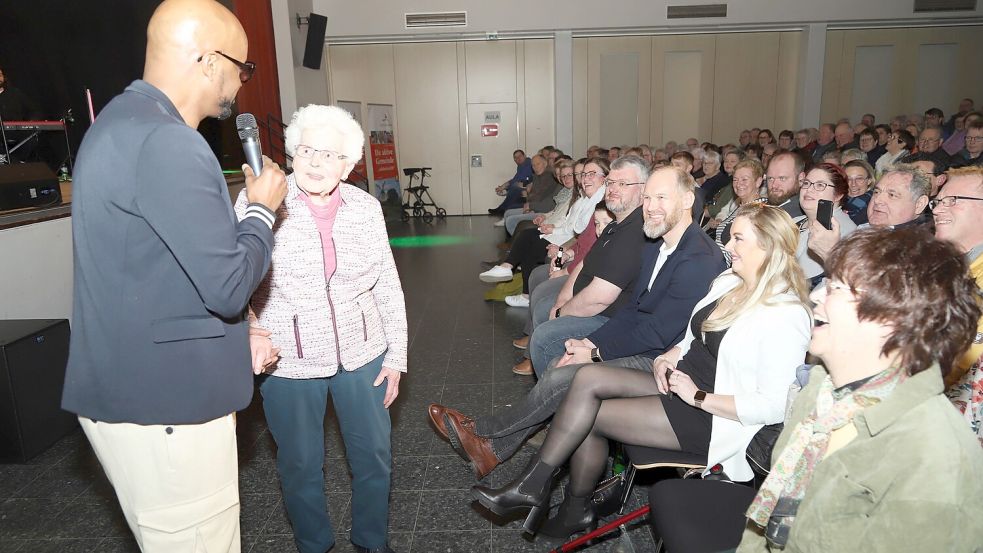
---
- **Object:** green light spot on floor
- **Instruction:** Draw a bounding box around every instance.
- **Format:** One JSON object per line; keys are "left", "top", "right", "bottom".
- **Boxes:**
{"left": 389, "top": 235, "right": 474, "bottom": 248}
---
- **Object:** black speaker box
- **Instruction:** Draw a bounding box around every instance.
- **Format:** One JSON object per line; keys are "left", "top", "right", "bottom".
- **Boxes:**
{"left": 0, "top": 162, "right": 61, "bottom": 211}
{"left": 303, "top": 13, "right": 328, "bottom": 70}
{"left": 0, "top": 319, "right": 77, "bottom": 463}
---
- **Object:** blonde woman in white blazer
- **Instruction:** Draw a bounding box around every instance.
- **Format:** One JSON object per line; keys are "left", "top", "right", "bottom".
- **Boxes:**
{"left": 475, "top": 203, "right": 811, "bottom": 541}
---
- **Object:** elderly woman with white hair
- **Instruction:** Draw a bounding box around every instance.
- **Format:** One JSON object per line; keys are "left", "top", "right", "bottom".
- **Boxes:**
{"left": 235, "top": 104, "right": 407, "bottom": 553}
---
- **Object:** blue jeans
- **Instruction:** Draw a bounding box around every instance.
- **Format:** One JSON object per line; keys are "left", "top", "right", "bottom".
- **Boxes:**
{"left": 523, "top": 271, "right": 568, "bottom": 339}
{"left": 260, "top": 353, "right": 391, "bottom": 553}
{"left": 505, "top": 210, "right": 539, "bottom": 235}
{"left": 495, "top": 183, "right": 525, "bottom": 212}
{"left": 528, "top": 314, "right": 609, "bottom": 377}
{"left": 474, "top": 354, "right": 654, "bottom": 461}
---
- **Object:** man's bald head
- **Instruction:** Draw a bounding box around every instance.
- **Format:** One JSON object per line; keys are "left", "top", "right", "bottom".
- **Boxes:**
{"left": 144, "top": 0, "right": 249, "bottom": 125}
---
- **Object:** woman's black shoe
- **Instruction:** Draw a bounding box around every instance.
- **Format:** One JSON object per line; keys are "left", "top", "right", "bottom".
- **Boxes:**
{"left": 472, "top": 457, "right": 559, "bottom": 534}
{"left": 538, "top": 491, "right": 597, "bottom": 539}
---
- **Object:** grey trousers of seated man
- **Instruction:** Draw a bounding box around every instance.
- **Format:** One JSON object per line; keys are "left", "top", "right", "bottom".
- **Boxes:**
{"left": 473, "top": 354, "right": 655, "bottom": 462}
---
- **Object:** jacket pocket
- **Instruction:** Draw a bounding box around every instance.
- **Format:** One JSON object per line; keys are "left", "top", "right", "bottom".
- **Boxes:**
{"left": 151, "top": 316, "right": 226, "bottom": 343}
{"left": 361, "top": 312, "right": 368, "bottom": 341}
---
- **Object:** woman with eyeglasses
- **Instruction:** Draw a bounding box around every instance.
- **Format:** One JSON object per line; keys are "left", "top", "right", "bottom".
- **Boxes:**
{"left": 797, "top": 163, "right": 857, "bottom": 288}
{"left": 234, "top": 105, "right": 407, "bottom": 553}
{"left": 480, "top": 158, "right": 608, "bottom": 303}
{"left": 471, "top": 204, "right": 811, "bottom": 540}
{"left": 714, "top": 159, "right": 767, "bottom": 263}
{"left": 841, "top": 159, "right": 875, "bottom": 225}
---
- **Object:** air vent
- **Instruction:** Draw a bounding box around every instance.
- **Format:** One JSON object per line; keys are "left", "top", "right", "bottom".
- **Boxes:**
{"left": 405, "top": 11, "right": 467, "bottom": 28}
{"left": 914, "top": 0, "right": 976, "bottom": 11}
{"left": 667, "top": 3, "right": 728, "bottom": 18}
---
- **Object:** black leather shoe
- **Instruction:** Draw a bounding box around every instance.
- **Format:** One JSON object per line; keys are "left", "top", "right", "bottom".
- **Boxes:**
{"left": 472, "top": 456, "right": 559, "bottom": 533}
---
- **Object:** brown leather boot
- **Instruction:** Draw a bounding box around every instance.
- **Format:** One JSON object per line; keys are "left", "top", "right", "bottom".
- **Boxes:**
{"left": 512, "top": 335, "right": 530, "bottom": 349}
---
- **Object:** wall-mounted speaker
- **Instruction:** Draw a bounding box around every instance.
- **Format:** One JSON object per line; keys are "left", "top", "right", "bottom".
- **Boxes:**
{"left": 303, "top": 13, "right": 328, "bottom": 70}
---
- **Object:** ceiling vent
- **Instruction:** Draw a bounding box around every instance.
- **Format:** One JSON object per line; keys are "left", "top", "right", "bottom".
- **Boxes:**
{"left": 405, "top": 11, "right": 468, "bottom": 28}
{"left": 667, "top": 3, "right": 728, "bottom": 18}
{"left": 914, "top": 0, "right": 976, "bottom": 11}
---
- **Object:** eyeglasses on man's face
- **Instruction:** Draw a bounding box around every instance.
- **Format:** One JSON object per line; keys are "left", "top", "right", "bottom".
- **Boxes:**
{"left": 198, "top": 51, "right": 256, "bottom": 83}
{"left": 966, "top": 136, "right": 983, "bottom": 144}
{"left": 603, "top": 179, "right": 645, "bottom": 189}
{"left": 929, "top": 195, "right": 983, "bottom": 210}
{"left": 294, "top": 145, "right": 349, "bottom": 163}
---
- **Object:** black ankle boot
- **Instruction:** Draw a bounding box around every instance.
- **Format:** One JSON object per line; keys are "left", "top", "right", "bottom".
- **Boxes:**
{"left": 472, "top": 457, "right": 559, "bottom": 532}
{"left": 538, "top": 491, "right": 597, "bottom": 539}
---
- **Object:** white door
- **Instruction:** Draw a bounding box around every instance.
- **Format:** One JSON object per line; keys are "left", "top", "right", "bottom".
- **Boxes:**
{"left": 467, "top": 103, "right": 519, "bottom": 215}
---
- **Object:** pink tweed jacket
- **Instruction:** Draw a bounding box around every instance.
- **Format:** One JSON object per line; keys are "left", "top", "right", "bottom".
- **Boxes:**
{"left": 234, "top": 175, "right": 407, "bottom": 378}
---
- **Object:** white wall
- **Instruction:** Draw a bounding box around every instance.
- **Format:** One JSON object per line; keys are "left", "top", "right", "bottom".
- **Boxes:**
{"left": 313, "top": 0, "right": 982, "bottom": 40}
{"left": 0, "top": 218, "right": 73, "bottom": 321}
{"left": 325, "top": 39, "right": 555, "bottom": 215}
{"left": 821, "top": 26, "right": 983, "bottom": 124}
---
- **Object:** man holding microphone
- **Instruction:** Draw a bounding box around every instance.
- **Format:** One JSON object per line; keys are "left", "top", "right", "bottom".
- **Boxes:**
{"left": 62, "top": 0, "right": 286, "bottom": 550}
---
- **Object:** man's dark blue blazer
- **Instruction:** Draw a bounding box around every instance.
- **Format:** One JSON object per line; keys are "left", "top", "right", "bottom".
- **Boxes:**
{"left": 588, "top": 221, "right": 727, "bottom": 360}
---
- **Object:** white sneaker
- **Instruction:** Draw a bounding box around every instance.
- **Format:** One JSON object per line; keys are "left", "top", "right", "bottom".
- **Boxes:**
{"left": 493, "top": 218, "right": 506, "bottom": 227}
{"left": 479, "top": 265, "right": 513, "bottom": 283}
{"left": 505, "top": 294, "right": 530, "bottom": 307}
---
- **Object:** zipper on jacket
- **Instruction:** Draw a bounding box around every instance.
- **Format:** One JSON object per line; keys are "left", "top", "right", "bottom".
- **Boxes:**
{"left": 325, "top": 283, "right": 343, "bottom": 365}
{"left": 293, "top": 314, "right": 304, "bottom": 359}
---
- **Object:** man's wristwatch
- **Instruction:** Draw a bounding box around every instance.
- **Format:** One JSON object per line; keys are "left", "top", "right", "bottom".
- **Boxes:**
{"left": 694, "top": 390, "right": 707, "bottom": 409}
{"left": 590, "top": 347, "right": 603, "bottom": 363}
{"left": 555, "top": 308, "right": 562, "bottom": 319}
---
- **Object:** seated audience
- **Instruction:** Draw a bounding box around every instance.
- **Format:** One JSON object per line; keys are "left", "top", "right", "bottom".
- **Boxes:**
{"left": 807, "top": 164, "right": 931, "bottom": 261}
{"left": 650, "top": 227, "right": 983, "bottom": 553}
{"left": 714, "top": 159, "right": 767, "bottom": 262}
{"left": 778, "top": 130, "right": 794, "bottom": 150}
{"left": 496, "top": 154, "right": 558, "bottom": 231}
{"left": 952, "top": 120, "right": 983, "bottom": 167}
{"left": 654, "top": 147, "right": 669, "bottom": 162}
{"left": 700, "top": 150, "right": 730, "bottom": 217}
{"left": 943, "top": 110, "right": 980, "bottom": 155}
{"left": 607, "top": 146, "right": 621, "bottom": 162}
{"left": 765, "top": 151, "right": 806, "bottom": 221}
{"left": 739, "top": 130, "right": 752, "bottom": 149}
{"left": 834, "top": 122, "right": 858, "bottom": 152}
{"left": 471, "top": 204, "right": 810, "bottom": 539}
{"left": 839, "top": 148, "right": 865, "bottom": 164}
{"left": 931, "top": 166, "right": 983, "bottom": 386}
{"left": 874, "top": 123, "right": 892, "bottom": 147}
{"left": 737, "top": 227, "right": 983, "bottom": 552}
{"left": 842, "top": 159, "right": 875, "bottom": 225}
{"left": 796, "top": 163, "right": 857, "bottom": 287}
{"left": 875, "top": 129, "right": 914, "bottom": 176}
{"left": 481, "top": 159, "right": 603, "bottom": 298}
{"left": 890, "top": 115, "right": 906, "bottom": 133}
{"left": 428, "top": 166, "right": 725, "bottom": 477}
{"left": 665, "top": 141, "right": 679, "bottom": 157}
{"left": 758, "top": 129, "right": 775, "bottom": 147}
{"left": 902, "top": 151, "right": 949, "bottom": 196}
{"left": 916, "top": 125, "right": 950, "bottom": 165}
{"left": 861, "top": 113, "right": 875, "bottom": 127}
{"left": 811, "top": 123, "right": 837, "bottom": 163}
{"left": 821, "top": 149, "right": 842, "bottom": 166}
{"left": 490, "top": 149, "right": 533, "bottom": 215}
{"left": 793, "top": 128, "right": 817, "bottom": 156}
{"left": 858, "top": 127, "right": 886, "bottom": 165}
{"left": 745, "top": 143, "right": 764, "bottom": 161}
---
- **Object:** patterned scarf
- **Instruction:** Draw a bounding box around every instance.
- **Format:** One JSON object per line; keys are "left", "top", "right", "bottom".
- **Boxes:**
{"left": 745, "top": 367, "right": 905, "bottom": 547}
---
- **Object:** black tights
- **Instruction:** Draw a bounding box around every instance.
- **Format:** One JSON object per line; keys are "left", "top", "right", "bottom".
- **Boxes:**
{"left": 538, "top": 364, "right": 682, "bottom": 497}
{"left": 505, "top": 228, "right": 549, "bottom": 294}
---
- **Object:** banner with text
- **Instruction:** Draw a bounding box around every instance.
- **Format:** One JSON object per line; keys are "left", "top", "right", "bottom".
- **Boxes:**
{"left": 336, "top": 101, "right": 368, "bottom": 191}
{"left": 368, "top": 103, "right": 400, "bottom": 204}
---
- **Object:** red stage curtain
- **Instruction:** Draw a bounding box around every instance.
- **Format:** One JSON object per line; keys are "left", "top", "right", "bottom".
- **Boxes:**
{"left": 233, "top": 0, "right": 284, "bottom": 163}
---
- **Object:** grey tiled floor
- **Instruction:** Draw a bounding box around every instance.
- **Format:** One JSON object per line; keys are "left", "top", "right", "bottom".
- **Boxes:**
{"left": 0, "top": 216, "right": 658, "bottom": 552}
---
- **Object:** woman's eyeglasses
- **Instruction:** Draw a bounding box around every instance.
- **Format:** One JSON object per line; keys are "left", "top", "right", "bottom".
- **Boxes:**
{"left": 294, "top": 145, "right": 349, "bottom": 163}
{"left": 800, "top": 179, "right": 832, "bottom": 192}
{"left": 197, "top": 51, "right": 256, "bottom": 83}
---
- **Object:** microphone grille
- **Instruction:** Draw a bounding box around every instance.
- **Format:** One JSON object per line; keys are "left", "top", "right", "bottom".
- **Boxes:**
{"left": 236, "top": 113, "right": 259, "bottom": 139}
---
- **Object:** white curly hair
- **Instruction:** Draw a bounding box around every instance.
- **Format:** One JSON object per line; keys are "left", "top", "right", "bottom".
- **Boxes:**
{"left": 284, "top": 104, "right": 365, "bottom": 163}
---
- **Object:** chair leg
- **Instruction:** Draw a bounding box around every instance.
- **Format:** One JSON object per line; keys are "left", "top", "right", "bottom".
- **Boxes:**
{"left": 549, "top": 506, "right": 651, "bottom": 553}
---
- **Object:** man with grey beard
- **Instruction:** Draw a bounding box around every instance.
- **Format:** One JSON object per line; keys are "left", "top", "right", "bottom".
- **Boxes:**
{"left": 426, "top": 166, "right": 726, "bottom": 478}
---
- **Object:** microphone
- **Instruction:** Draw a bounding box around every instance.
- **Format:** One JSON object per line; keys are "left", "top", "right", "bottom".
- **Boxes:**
{"left": 236, "top": 113, "right": 263, "bottom": 176}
